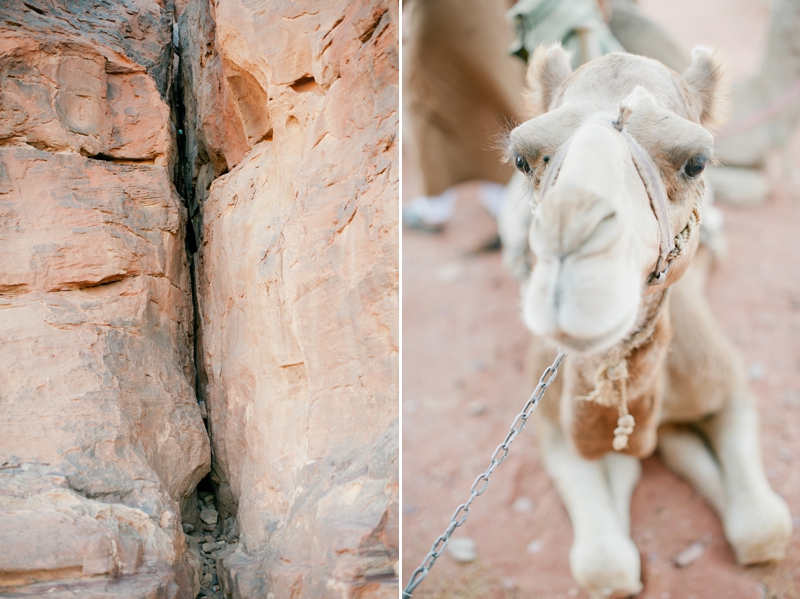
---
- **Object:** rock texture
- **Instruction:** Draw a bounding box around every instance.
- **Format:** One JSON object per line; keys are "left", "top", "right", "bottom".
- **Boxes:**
{"left": 0, "top": 0, "right": 399, "bottom": 596}
{"left": 178, "top": 0, "right": 399, "bottom": 596}
{"left": 0, "top": 2, "right": 210, "bottom": 597}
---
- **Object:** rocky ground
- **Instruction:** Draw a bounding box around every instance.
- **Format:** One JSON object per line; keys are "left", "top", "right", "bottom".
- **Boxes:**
{"left": 184, "top": 487, "right": 238, "bottom": 599}
{"left": 401, "top": 0, "right": 800, "bottom": 597}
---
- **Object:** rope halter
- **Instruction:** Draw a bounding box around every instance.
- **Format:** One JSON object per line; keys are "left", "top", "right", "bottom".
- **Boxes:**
{"left": 534, "top": 106, "right": 705, "bottom": 451}
{"left": 537, "top": 107, "right": 699, "bottom": 287}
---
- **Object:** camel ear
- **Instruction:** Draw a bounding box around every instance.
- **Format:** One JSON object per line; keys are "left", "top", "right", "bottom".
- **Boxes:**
{"left": 682, "top": 46, "right": 730, "bottom": 130}
{"left": 524, "top": 44, "right": 573, "bottom": 116}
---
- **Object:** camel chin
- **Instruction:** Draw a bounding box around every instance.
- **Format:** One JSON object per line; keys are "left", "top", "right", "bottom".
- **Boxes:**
{"left": 522, "top": 258, "right": 642, "bottom": 355}
{"left": 544, "top": 319, "right": 636, "bottom": 355}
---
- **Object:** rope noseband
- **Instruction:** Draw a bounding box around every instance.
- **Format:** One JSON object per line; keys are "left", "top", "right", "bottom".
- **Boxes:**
{"left": 537, "top": 113, "right": 684, "bottom": 286}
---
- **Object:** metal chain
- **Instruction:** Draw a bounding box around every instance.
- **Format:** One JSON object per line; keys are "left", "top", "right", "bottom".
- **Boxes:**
{"left": 403, "top": 350, "right": 567, "bottom": 598}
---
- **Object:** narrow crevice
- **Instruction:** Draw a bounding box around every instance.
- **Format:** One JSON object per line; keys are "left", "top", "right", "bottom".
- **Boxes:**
{"left": 170, "top": 27, "right": 202, "bottom": 412}
{"left": 90, "top": 154, "right": 158, "bottom": 165}
{"left": 72, "top": 273, "right": 131, "bottom": 289}
{"left": 22, "top": 2, "right": 47, "bottom": 16}
{"left": 169, "top": 20, "right": 230, "bottom": 599}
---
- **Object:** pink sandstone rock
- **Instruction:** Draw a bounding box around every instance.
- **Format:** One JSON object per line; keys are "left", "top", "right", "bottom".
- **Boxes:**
{"left": 0, "top": 0, "right": 399, "bottom": 596}
{"left": 0, "top": 2, "right": 209, "bottom": 597}
{"left": 180, "top": 0, "right": 399, "bottom": 596}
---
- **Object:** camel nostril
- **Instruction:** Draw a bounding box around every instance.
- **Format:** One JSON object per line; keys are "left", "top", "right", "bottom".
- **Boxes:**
{"left": 599, "top": 211, "right": 617, "bottom": 225}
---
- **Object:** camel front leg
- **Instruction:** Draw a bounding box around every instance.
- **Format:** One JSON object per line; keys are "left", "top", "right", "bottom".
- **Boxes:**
{"left": 658, "top": 425, "right": 727, "bottom": 516}
{"left": 539, "top": 419, "right": 643, "bottom": 599}
{"left": 603, "top": 451, "right": 642, "bottom": 536}
{"left": 665, "top": 253, "right": 792, "bottom": 564}
{"left": 696, "top": 390, "right": 792, "bottom": 564}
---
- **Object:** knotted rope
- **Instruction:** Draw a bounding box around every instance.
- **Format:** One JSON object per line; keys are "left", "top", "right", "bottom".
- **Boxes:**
{"left": 582, "top": 179, "right": 705, "bottom": 451}
{"left": 581, "top": 287, "right": 669, "bottom": 451}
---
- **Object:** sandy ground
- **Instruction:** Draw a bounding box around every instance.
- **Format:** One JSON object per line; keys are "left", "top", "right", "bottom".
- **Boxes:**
{"left": 401, "top": 1, "right": 800, "bottom": 597}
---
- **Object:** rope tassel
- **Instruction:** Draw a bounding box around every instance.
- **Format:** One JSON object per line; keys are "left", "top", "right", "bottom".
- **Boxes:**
{"left": 582, "top": 289, "right": 670, "bottom": 452}
{"left": 613, "top": 409, "right": 635, "bottom": 451}
{"left": 585, "top": 357, "right": 636, "bottom": 452}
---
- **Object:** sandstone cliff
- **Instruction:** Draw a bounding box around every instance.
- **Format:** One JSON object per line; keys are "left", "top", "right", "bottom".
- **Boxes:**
{"left": 0, "top": 0, "right": 398, "bottom": 598}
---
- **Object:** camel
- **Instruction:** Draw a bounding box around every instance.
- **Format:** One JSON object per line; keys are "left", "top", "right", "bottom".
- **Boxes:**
{"left": 499, "top": 44, "right": 793, "bottom": 598}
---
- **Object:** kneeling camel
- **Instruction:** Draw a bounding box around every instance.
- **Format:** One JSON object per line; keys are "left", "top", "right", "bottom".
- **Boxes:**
{"left": 500, "top": 45, "right": 792, "bottom": 598}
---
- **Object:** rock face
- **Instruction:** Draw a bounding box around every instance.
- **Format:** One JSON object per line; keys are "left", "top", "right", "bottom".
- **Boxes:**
{"left": 0, "top": 2, "right": 210, "bottom": 597}
{"left": 179, "top": 0, "right": 399, "bottom": 596}
{"left": 0, "top": 0, "right": 399, "bottom": 596}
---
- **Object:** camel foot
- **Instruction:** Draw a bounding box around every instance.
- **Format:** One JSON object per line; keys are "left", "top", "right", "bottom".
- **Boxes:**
{"left": 570, "top": 533, "right": 642, "bottom": 598}
{"left": 725, "top": 491, "right": 792, "bottom": 564}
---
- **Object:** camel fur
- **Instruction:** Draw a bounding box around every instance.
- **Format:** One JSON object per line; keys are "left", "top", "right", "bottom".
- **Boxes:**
{"left": 500, "top": 45, "right": 792, "bottom": 598}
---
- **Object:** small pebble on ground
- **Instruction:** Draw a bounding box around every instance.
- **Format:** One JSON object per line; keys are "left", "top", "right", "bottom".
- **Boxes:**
{"left": 436, "top": 262, "right": 465, "bottom": 283}
{"left": 675, "top": 541, "right": 705, "bottom": 568}
{"left": 526, "top": 539, "right": 543, "bottom": 554}
{"left": 447, "top": 537, "right": 477, "bottom": 563}
{"left": 512, "top": 496, "right": 535, "bottom": 513}
{"left": 747, "top": 363, "right": 765, "bottom": 381}
{"left": 468, "top": 400, "right": 487, "bottom": 416}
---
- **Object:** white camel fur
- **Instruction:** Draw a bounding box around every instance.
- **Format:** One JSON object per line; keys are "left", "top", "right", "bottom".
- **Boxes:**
{"left": 500, "top": 44, "right": 792, "bottom": 598}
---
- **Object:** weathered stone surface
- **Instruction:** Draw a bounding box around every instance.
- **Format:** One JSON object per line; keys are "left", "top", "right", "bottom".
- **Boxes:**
{"left": 1, "top": 0, "right": 399, "bottom": 595}
{"left": 0, "top": 37, "right": 173, "bottom": 164}
{"left": 181, "top": 0, "right": 399, "bottom": 596}
{"left": 0, "top": 464, "right": 197, "bottom": 597}
{"left": 0, "top": 2, "right": 209, "bottom": 597}
{"left": 0, "top": 0, "right": 174, "bottom": 97}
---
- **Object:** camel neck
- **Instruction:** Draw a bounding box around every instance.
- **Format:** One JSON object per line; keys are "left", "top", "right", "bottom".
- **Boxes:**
{"left": 564, "top": 288, "right": 673, "bottom": 459}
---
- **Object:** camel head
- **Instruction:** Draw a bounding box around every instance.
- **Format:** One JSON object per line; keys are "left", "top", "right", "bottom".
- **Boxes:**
{"left": 507, "top": 45, "right": 729, "bottom": 353}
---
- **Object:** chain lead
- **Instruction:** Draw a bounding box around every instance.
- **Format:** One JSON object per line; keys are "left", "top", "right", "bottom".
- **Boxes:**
{"left": 402, "top": 351, "right": 567, "bottom": 598}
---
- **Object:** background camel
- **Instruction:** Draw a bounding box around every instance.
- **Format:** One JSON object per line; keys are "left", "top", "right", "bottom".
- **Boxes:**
{"left": 402, "top": 1, "right": 800, "bottom": 597}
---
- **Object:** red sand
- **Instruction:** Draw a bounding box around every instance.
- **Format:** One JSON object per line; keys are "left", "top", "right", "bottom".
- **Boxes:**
{"left": 401, "top": 2, "right": 800, "bottom": 597}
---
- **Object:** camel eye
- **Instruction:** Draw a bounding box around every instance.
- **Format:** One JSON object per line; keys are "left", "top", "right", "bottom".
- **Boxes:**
{"left": 683, "top": 154, "right": 707, "bottom": 179}
{"left": 514, "top": 154, "right": 532, "bottom": 175}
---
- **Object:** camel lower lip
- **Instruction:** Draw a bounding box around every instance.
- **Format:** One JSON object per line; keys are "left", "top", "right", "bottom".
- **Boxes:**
{"left": 545, "top": 311, "right": 635, "bottom": 354}
{"left": 548, "top": 331, "right": 610, "bottom": 353}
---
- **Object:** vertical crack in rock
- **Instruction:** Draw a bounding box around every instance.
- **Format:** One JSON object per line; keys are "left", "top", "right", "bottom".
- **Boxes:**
{"left": 168, "top": 18, "right": 229, "bottom": 599}
{"left": 171, "top": 0, "right": 400, "bottom": 596}
{"left": 0, "top": 0, "right": 398, "bottom": 594}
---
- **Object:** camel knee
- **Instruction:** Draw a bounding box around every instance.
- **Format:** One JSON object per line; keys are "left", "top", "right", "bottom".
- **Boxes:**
{"left": 691, "top": 394, "right": 793, "bottom": 564}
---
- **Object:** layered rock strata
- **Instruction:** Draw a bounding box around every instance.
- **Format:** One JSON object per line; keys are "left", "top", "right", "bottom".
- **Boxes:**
{"left": 0, "top": 2, "right": 210, "bottom": 597}
{"left": 0, "top": 0, "right": 399, "bottom": 597}
{"left": 178, "top": 0, "right": 400, "bottom": 596}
